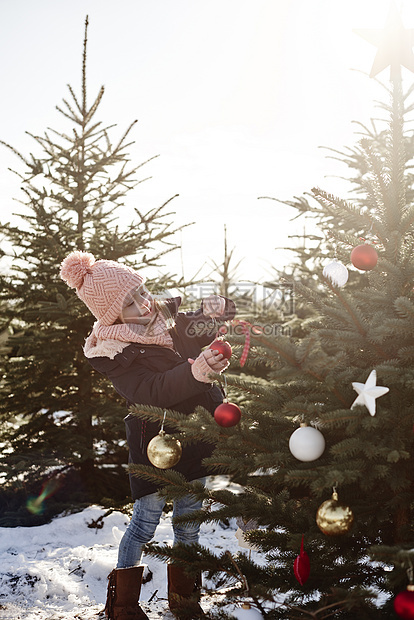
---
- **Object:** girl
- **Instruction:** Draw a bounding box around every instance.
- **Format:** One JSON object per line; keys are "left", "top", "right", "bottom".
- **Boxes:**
{"left": 60, "top": 251, "right": 236, "bottom": 620}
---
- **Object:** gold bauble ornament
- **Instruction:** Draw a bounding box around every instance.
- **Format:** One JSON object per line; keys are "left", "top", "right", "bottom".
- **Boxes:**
{"left": 147, "top": 430, "right": 182, "bottom": 469}
{"left": 316, "top": 490, "right": 354, "bottom": 536}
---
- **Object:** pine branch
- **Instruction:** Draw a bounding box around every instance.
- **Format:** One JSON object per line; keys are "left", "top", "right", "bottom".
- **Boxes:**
{"left": 64, "top": 84, "right": 82, "bottom": 118}
{"left": 84, "top": 86, "right": 105, "bottom": 124}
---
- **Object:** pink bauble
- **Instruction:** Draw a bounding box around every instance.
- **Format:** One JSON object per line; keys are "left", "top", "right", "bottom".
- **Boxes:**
{"left": 350, "top": 244, "right": 378, "bottom": 270}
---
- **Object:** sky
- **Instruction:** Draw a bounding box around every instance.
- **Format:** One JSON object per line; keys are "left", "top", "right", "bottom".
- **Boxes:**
{"left": 1, "top": 0, "right": 414, "bottom": 284}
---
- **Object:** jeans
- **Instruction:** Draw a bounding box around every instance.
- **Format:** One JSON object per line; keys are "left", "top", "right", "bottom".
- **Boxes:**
{"left": 117, "top": 478, "right": 206, "bottom": 568}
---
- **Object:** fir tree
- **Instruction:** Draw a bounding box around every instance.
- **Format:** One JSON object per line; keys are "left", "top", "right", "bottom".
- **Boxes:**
{"left": 0, "top": 17, "right": 183, "bottom": 525}
{"left": 207, "top": 225, "right": 243, "bottom": 299}
{"left": 124, "top": 25, "right": 414, "bottom": 620}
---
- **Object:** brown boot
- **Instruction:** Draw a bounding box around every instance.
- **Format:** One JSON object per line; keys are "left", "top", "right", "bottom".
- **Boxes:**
{"left": 104, "top": 566, "right": 149, "bottom": 620}
{"left": 167, "top": 563, "right": 205, "bottom": 619}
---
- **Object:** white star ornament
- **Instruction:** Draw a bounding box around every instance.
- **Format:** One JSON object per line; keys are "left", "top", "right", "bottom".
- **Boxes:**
{"left": 354, "top": 2, "right": 414, "bottom": 79}
{"left": 351, "top": 370, "right": 389, "bottom": 416}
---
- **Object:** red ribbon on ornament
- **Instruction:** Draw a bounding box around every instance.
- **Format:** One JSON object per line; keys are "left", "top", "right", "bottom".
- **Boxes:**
{"left": 239, "top": 323, "right": 250, "bottom": 367}
{"left": 231, "top": 320, "right": 262, "bottom": 367}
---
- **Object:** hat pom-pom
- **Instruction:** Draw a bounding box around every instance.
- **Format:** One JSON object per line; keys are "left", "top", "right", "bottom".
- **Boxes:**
{"left": 60, "top": 251, "right": 95, "bottom": 289}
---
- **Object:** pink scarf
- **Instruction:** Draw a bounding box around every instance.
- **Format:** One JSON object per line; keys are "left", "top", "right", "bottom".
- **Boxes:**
{"left": 83, "top": 312, "right": 174, "bottom": 359}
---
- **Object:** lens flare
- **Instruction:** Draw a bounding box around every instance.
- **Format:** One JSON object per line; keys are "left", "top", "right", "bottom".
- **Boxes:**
{"left": 26, "top": 478, "right": 60, "bottom": 515}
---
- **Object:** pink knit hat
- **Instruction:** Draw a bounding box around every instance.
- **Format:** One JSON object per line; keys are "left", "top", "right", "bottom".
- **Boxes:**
{"left": 60, "top": 251, "right": 144, "bottom": 326}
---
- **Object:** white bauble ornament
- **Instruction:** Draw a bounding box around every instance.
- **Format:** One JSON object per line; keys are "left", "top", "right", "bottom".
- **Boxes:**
{"left": 289, "top": 425, "right": 325, "bottom": 462}
{"left": 323, "top": 260, "right": 349, "bottom": 287}
{"left": 232, "top": 603, "right": 264, "bottom": 619}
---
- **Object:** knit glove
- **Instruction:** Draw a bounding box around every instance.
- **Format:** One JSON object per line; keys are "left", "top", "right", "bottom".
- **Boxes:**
{"left": 189, "top": 349, "right": 229, "bottom": 383}
{"left": 190, "top": 352, "right": 213, "bottom": 383}
{"left": 202, "top": 295, "right": 226, "bottom": 318}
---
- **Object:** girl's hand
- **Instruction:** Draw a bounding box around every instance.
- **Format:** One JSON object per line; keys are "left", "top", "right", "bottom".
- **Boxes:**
{"left": 189, "top": 349, "right": 229, "bottom": 382}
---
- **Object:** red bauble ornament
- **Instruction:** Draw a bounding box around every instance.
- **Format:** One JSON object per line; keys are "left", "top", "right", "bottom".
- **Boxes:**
{"left": 350, "top": 244, "right": 378, "bottom": 271}
{"left": 394, "top": 586, "right": 414, "bottom": 619}
{"left": 293, "top": 535, "right": 310, "bottom": 585}
{"left": 214, "top": 402, "right": 241, "bottom": 427}
{"left": 210, "top": 338, "right": 232, "bottom": 359}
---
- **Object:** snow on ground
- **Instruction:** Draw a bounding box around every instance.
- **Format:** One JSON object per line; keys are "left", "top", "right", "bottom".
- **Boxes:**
{"left": 0, "top": 477, "right": 259, "bottom": 619}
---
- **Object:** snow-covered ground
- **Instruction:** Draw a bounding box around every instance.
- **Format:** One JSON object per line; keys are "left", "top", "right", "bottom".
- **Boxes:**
{"left": 0, "top": 477, "right": 261, "bottom": 620}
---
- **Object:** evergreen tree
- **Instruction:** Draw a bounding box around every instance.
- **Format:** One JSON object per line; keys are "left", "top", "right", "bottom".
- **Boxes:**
{"left": 0, "top": 17, "right": 183, "bottom": 525}
{"left": 207, "top": 225, "right": 243, "bottom": 299}
{"left": 123, "top": 27, "right": 414, "bottom": 620}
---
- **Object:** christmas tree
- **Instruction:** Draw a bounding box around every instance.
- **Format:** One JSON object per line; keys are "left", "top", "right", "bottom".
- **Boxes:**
{"left": 0, "top": 17, "right": 183, "bottom": 526}
{"left": 125, "top": 7, "right": 414, "bottom": 619}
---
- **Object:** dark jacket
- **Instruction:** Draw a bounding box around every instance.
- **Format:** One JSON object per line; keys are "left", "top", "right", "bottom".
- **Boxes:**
{"left": 87, "top": 296, "right": 236, "bottom": 499}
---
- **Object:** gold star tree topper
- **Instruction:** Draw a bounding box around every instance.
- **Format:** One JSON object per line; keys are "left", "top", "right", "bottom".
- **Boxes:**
{"left": 355, "top": 2, "right": 414, "bottom": 79}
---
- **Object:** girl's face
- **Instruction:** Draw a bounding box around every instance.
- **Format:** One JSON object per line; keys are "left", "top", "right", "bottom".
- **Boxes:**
{"left": 121, "top": 285, "right": 154, "bottom": 325}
